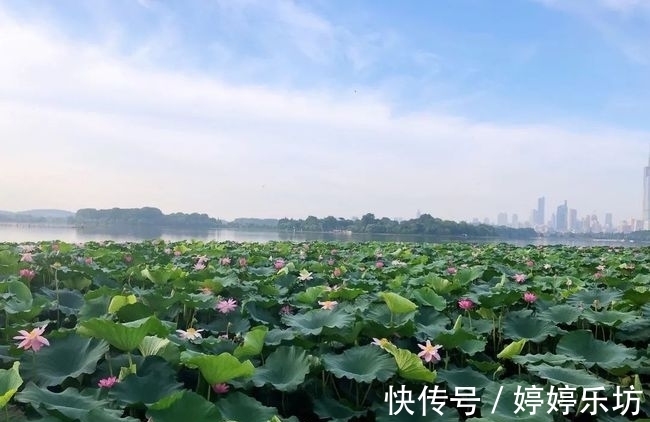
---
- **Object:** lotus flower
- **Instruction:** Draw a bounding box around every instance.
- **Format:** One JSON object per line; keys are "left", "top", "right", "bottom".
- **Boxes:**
{"left": 318, "top": 300, "right": 338, "bottom": 310}
{"left": 176, "top": 327, "right": 204, "bottom": 340}
{"left": 212, "top": 383, "right": 229, "bottom": 394}
{"left": 14, "top": 325, "right": 49, "bottom": 352}
{"left": 523, "top": 292, "right": 537, "bottom": 303}
{"left": 372, "top": 338, "right": 390, "bottom": 348}
{"left": 124, "top": 254, "right": 133, "bottom": 263}
{"left": 274, "top": 259, "right": 285, "bottom": 270}
{"left": 327, "top": 258, "right": 335, "bottom": 266}
{"left": 458, "top": 298, "right": 474, "bottom": 310}
{"left": 239, "top": 257, "right": 247, "bottom": 267}
{"left": 216, "top": 298, "right": 237, "bottom": 314}
{"left": 98, "top": 376, "right": 119, "bottom": 388}
{"left": 19, "top": 269, "right": 36, "bottom": 281}
{"left": 447, "top": 267, "right": 457, "bottom": 275}
{"left": 596, "top": 264, "right": 605, "bottom": 271}
{"left": 375, "top": 261, "right": 384, "bottom": 268}
{"left": 298, "top": 269, "right": 313, "bottom": 281}
{"left": 279, "top": 305, "right": 293, "bottom": 315}
{"left": 526, "top": 260, "right": 534, "bottom": 267}
{"left": 543, "top": 263, "right": 551, "bottom": 270}
{"left": 333, "top": 267, "right": 342, "bottom": 277}
{"left": 417, "top": 340, "right": 442, "bottom": 363}
{"left": 594, "top": 271, "right": 603, "bottom": 279}
{"left": 220, "top": 257, "right": 231, "bottom": 266}
{"left": 20, "top": 253, "right": 33, "bottom": 263}
{"left": 173, "top": 250, "right": 181, "bottom": 257}
{"left": 513, "top": 273, "right": 526, "bottom": 283}
{"left": 85, "top": 257, "right": 93, "bottom": 265}
{"left": 194, "top": 261, "right": 206, "bottom": 270}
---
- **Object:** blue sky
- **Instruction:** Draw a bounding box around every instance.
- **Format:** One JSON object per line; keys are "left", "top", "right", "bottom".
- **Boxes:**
{"left": 1, "top": 0, "right": 649, "bottom": 224}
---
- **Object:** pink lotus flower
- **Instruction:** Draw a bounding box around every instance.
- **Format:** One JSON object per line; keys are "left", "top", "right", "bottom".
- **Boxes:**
{"left": 594, "top": 271, "right": 603, "bottom": 279}
{"left": 417, "top": 340, "right": 442, "bottom": 363}
{"left": 14, "top": 325, "right": 49, "bottom": 352}
{"left": 279, "top": 305, "right": 293, "bottom": 315}
{"left": 194, "top": 261, "right": 206, "bottom": 271}
{"left": 375, "top": 261, "right": 384, "bottom": 268}
{"left": 19, "top": 269, "right": 36, "bottom": 281}
{"left": 124, "top": 254, "right": 133, "bottom": 263}
{"left": 513, "top": 273, "right": 526, "bottom": 283}
{"left": 458, "top": 298, "right": 474, "bottom": 310}
{"left": 174, "top": 250, "right": 181, "bottom": 257}
{"left": 239, "top": 257, "right": 247, "bottom": 267}
{"left": 212, "top": 383, "right": 229, "bottom": 394}
{"left": 318, "top": 300, "right": 338, "bottom": 310}
{"left": 85, "top": 257, "right": 93, "bottom": 265}
{"left": 216, "top": 298, "right": 237, "bottom": 314}
{"left": 331, "top": 249, "right": 338, "bottom": 255}
{"left": 446, "top": 267, "right": 457, "bottom": 275}
{"left": 327, "top": 258, "right": 335, "bottom": 266}
{"left": 333, "top": 267, "right": 342, "bottom": 277}
{"left": 220, "top": 257, "right": 231, "bottom": 266}
{"left": 274, "top": 259, "right": 285, "bottom": 270}
{"left": 164, "top": 248, "right": 172, "bottom": 254}
{"left": 20, "top": 253, "right": 33, "bottom": 263}
{"left": 523, "top": 292, "right": 537, "bottom": 303}
{"left": 526, "top": 260, "right": 535, "bottom": 267}
{"left": 51, "top": 243, "right": 60, "bottom": 252}
{"left": 98, "top": 376, "right": 119, "bottom": 388}
{"left": 198, "top": 286, "right": 213, "bottom": 295}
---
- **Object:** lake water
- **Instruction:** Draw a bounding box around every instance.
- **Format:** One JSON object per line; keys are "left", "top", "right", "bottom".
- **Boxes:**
{"left": 0, "top": 224, "right": 643, "bottom": 247}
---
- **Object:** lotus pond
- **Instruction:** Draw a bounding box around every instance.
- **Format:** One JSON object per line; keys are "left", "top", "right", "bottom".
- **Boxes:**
{"left": 0, "top": 240, "right": 649, "bottom": 421}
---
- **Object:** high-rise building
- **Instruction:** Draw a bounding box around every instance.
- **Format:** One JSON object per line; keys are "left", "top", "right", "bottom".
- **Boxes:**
{"left": 569, "top": 209, "right": 578, "bottom": 232}
{"left": 537, "top": 197, "right": 545, "bottom": 226}
{"left": 605, "top": 213, "right": 613, "bottom": 232}
{"left": 497, "top": 212, "right": 508, "bottom": 226}
{"left": 556, "top": 200, "right": 568, "bottom": 232}
{"left": 511, "top": 214, "right": 519, "bottom": 227}
{"left": 644, "top": 154, "right": 650, "bottom": 229}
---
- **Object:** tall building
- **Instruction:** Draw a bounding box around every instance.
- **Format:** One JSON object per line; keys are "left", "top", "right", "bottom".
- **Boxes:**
{"left": 605, "top": 213, "right": 613, "bottom": 232}
{"left": 641, "top": 153, "right": 650, "bottom": 230}
{"left": 569, "top": 209, "right": 578, "bottom": 232}
{"left": 537, "top": 197, "right": 545, "bottom": 226}
{"left": 511, "top": 214, "right": 519, "bottom": 227}
{"left": 497, "top": 212, "right": 508, "bottom": 226}
{"left": 556, "top": 200, "right": 568, "bottom": 232}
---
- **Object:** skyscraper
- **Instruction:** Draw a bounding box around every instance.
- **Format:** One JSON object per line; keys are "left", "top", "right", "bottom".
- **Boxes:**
{"left": 641, "top": 157, "right": 650, "bottom": 230}
{"left": 556, "top": 200, "right": 568, "bottom": 232}
{"left": 537, "top": 197, "right": 545, "bottom": 226}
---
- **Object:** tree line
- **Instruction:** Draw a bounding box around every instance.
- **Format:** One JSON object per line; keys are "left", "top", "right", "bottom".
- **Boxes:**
{"left": 75, "top": 207, "right": 219, "bottom": 229}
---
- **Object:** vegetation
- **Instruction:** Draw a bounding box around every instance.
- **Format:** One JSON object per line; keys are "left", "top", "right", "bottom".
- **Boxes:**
{"left": 75, "top": 207, "right": 219, "bottom": 229}
{"left": 0, "top": 240, "right": 648, "bottom": 421}
{"left": 276, "top": 213, "right": 537, "bottom": 239}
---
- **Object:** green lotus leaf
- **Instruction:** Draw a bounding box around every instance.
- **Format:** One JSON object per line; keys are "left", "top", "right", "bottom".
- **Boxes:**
{"left": 556, "top": 330, "right": 637, "bottom": 369}
{"left": 511, "top": 353, "right": 577, "bottom": 366}
{"left": 0, "top": 251, "right": 19, "bottom": 278}
{"left": 455, "top": 266, "right": 485, "bottom": 285}
{"left": 1, "top": 281, "right": 33, "bottom": 314}
{"left": 313, "top": 395, "right": 366, "bottom": 422}
{"left": 264, "top": 328, "right": 296, "bottom": 346}
{"left": 477, "top": 381, "right": 554, "bottom": 421}
{"left": 116, "top": 302, "right": 155, "bottom": 322}
{"left": 423, "top": 275, "right": 453, "bottom": 294}
{"left": 77, "top": 316, "right": 168, "bottom": 352}
{"left": 294, "top": 286, "right": 327, "bottom": 304}
{"left": 233, "top": 325, "right": 268, "bottom": 359}
{"left": 383, "top": 343, "right": 436, "bottom": 383}
{"left": 15, "top": 383, "right": 109, "bottom": 420}
{"left": 20, "top": 333, "right": 109, "bottom": 387}
{"left": 476, "top": 290, "right": 522, "bottom": 309}
{"left": 437, "top": 366, "right": 493, "bottom": 391}
{"left": 322, "top": 345, "right": 397, "bottom": 383}
{"left": 41, "top": 288, "right": 85, "bottom": 316}
{"left": 366, "top": 304, "right": 416, "bottom": 328}
{"left": 567, "top": 289, "right": 622, "bottom": 308}
{"left": 374, "top": 402, "right": 459, "bottom": 421}
{"left": 110, "top": 356, "right": 183, "bottom": 406}
{"left": 245, "top": 302, "right": 281, "bottom": 325}
{"left": 216, "top": 392, "right": 278, "bottom": 422}
{"left": 138, "top": 335, "right": 170, "bottom": 357}
{"left": 434, "top": 329, "right": 487, "bottom": 356}
{"left": 497, "top": 339, "right": 527, "bottom": 360}
{"left": 537, "top": 304, "right": 582, "bottom": 325}
{"left": 411, "top": 287, "right": 447, "bottom": 310}
{"left": 282, "top": 308, "right": 355, "bottom": 336}
{"left": 252, "top": 346, "right": 311, "bottom": 392}
{"left": 328, "top": 287, "right": 366, "bottom": 301}
{"left": 527, "top": 364, "right": 608, "bottom": 387}
{"left": 0, "top": 362, "right": 22, "bottom": 408}
{"left": 615, "top": 318, "right": 650, "bottom": 342}
{"left": 80, "top": 408, "right": 141, "bottom": 422}
{"left": 581, "top": 309, "right": 638, "bottom": 327}
{"left": 147, "top": 390, "right": 221, "bottom": 422}
{"left": 79, "top": 294, "right": 112, "bottom": 320}
{"left": 380, "top": 292, "right": 418, "bottom": 314}
{"left": 502, "top": 312, "right": 561, "bottom": 343}
{"left": 107, "top": 294, "right": 137, "bottom": 313}
{"left": 141, "top": 266, "right": 186, "bottom": 285}
{"left": 181, "top": 352, "right": 254, "bottom": 385}
{"left": 414, "top": 312, "right": 451, "bottom": 340}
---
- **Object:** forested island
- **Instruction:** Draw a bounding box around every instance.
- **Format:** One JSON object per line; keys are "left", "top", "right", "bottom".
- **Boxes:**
{"left": 75, "top": 207, "right": 219, "bottom": 229}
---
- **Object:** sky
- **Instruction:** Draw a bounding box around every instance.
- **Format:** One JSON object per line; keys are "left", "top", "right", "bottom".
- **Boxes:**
{"left": 1, "top": 0, "right": 649, "bottom": 224}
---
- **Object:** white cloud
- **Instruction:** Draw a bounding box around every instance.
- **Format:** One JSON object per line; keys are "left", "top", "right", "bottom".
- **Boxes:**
{"left": 0, "top": 4, "right": 647, "bottom": 224}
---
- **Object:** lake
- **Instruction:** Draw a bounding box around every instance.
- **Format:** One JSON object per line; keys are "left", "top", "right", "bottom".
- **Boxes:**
{"left": 0, "top": 224, "right": 643, "bottom": 247}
